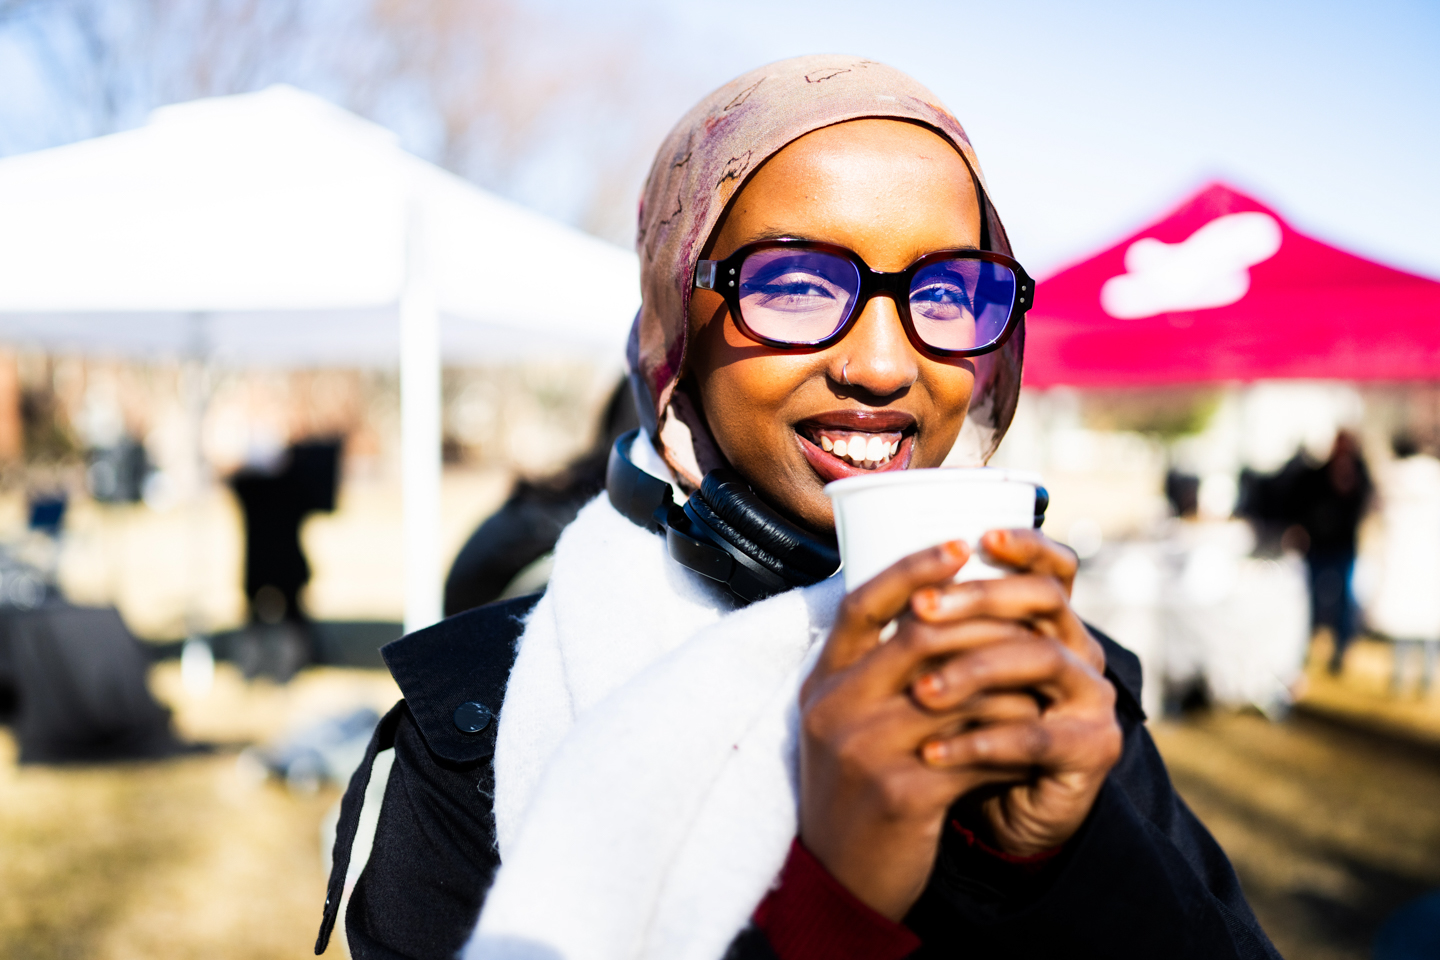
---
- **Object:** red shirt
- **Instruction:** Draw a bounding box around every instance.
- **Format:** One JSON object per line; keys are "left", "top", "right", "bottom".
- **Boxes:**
{"left": 754, "top": 829, "right": 1063, "bottom": 960}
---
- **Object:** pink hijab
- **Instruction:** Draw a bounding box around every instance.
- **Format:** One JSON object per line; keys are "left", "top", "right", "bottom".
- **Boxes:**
{"left": 631, "top": 55, "right": 1024, "bottom": 489}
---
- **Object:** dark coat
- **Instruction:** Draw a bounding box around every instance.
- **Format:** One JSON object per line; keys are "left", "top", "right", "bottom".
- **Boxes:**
{"left": 317, "top": 595, "right": 1281, "bottom": 960}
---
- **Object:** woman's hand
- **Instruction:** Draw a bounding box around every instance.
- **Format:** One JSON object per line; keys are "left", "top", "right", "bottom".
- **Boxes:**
{"left": 907, "top": 529, "right": 1120, "bottom": 857}
{"left": 797, "top": 533, "right": 1121, "bottom": 921}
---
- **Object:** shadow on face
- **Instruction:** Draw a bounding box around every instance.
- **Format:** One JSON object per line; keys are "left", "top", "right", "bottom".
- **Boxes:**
{"left": 686, "top": 118, "right": 982, "bottom": 532}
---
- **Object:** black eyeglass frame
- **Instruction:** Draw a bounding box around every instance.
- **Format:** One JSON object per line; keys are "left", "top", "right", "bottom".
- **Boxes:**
{"left": 693, "top": 238, "right": 1034, "bottom": 359}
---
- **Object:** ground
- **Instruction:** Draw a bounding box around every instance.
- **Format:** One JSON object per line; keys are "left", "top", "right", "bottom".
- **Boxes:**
{"left": 1153, "top": 712, "right": 1440, "bottom": 960}
{"left": 0, "top": 663, "right": 399, "bottom": 960}
{"left": 4, "top": 652, "right": 1440, "bottom": 959}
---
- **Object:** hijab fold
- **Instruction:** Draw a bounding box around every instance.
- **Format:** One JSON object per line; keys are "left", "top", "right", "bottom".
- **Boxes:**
{"left": 629, "top": 54, "right": 1025, "bottom": 489}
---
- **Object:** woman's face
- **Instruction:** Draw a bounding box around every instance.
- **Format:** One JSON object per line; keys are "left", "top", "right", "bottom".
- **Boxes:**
{"left": 687, "top": 118, "right": 983, "bottom": 532}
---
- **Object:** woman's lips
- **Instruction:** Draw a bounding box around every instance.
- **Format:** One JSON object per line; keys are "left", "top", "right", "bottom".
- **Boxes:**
{"left": 802, "top": 409, "right": 916, "bottom": 432}
{"left": 797, "top": 431, "right": 915, "bottom": 483}
{"left": 795, "top": 411, "right": 918, "bottom": 483}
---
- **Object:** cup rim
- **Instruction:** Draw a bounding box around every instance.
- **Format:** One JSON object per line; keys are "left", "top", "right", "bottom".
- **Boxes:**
{"left": 824, "top": 466, "right": 1043, "bottom": 499}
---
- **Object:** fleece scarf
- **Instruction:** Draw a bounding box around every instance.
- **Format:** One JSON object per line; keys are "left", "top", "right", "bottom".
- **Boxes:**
{"left": 463, "top": 478, "right": 845, "bottom": 960}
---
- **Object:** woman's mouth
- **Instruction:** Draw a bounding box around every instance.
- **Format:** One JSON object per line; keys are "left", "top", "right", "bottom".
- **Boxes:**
{"left": 795, "top": 411, "right": 917, "bottom": 483}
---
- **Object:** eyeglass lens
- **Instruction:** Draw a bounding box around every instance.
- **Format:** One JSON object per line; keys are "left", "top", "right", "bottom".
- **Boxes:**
{"left": 736, "top": 248, "right": 1016, "bottom": 352}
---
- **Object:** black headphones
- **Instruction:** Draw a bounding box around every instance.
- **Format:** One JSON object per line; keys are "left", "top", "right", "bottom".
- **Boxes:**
{"left": 606, "top": 429, "right": 841, "bottom": 603}
{"left": 605, "top": 428, "right": 1050, "bottom": 605}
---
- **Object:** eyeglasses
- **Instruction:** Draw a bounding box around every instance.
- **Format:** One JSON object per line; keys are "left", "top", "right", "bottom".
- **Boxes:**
{"left": 694, "top": 239, "right": 1033, "bottom": 358}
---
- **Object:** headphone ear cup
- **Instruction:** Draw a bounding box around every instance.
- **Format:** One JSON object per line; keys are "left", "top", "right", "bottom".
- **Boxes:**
{"left": 683, "top": 492, "right": 788, "bottom": 582}
{"left": 699, "top": 470, "right": 840, "bottom": 585}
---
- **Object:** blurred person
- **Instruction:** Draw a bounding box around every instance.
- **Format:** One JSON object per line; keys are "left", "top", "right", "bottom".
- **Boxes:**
{"left": 319, "top": 57, "right": 1277, "bottom": 960}
{"left": 1164, "top": 468, "right": 1200, "bottom": 518}
{"left": 229, "top": 438, "right": 340, "bottom": 680}
{"left": 442, "top": 381, "right": 638, "bottom": 616}
{"left": 1368, "top": 434, "right": 1440, "bottom": 694}
{"left": 1285, "top": 430, "right": 1373, "bottom": 674}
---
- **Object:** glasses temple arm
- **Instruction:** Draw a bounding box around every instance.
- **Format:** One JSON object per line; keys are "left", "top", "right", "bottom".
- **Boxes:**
{"left": 694, "top": 260, "right": 718, "bottom": 290}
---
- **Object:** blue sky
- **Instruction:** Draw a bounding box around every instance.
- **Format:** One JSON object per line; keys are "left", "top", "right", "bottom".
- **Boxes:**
{"left": 617, "top": 0, "right": 1440, "bottom": 279}
{"left": 3, "top": 0, "right": 1436, "bottom": 281}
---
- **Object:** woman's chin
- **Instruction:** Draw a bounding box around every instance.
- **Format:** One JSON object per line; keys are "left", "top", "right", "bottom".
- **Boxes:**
{"left": 796, "top": 432, "right": 915, "bottom": 484}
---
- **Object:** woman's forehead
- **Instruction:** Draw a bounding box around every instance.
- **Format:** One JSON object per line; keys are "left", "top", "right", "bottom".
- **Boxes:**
{"left": 713, "top": 119, "right": 981, "bottom": 269}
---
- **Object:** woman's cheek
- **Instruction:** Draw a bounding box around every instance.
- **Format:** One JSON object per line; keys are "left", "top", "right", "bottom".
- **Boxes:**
{"left": 913, "top": 362, "right": 975, "bottom": 467}
{"left": 707, "top": 357, "right": 803, "bottom": 455}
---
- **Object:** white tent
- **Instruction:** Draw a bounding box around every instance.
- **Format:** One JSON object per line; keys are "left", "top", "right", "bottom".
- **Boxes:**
{"left": 0, "top": 85, "right": 640, "bottom": 633}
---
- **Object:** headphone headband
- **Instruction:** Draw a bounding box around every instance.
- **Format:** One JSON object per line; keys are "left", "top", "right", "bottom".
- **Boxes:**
{"left": 604, "top": 431, "right": 671, "bottom": 534}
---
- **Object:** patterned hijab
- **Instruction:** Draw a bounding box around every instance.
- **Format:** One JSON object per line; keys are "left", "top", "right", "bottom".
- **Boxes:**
{"left": 629, "top": 55, "right": 1024, "bottom": 489}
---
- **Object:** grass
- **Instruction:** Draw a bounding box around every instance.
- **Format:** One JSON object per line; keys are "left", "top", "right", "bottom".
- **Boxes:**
{"left": 0, "top": 731, "right": 339, "bottom": 960}
{"left": 5, "top": 654, "right": 1439, "bottom": 958}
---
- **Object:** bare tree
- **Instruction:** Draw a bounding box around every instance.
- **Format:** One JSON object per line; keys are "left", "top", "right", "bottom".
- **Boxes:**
{"left": 358, "top": 0, "right": 680, "bottom": 243}
{"left": 0, "top": 0, "right": 688, "bottom": 243}
{"left": 0, "top": 0, "right": 342, "bottom": 146}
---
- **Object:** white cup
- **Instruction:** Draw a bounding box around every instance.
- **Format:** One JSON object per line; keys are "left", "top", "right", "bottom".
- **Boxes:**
{"left": 825, "top": 467, "right": 1043, "bottom": 593}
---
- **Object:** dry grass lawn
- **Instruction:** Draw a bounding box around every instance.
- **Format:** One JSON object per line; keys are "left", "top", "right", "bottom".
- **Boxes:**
{"left": 0, "top": 662, "right": 400, "bottom": 960}
{"left": 5, "top": 652, "right": 1440, "bottom": 959}
{"left": 0, "top": 731, "right": 338, "bottom": 960}
{"left": 1154, "top": 711, "right": 1440, "bottom": 960}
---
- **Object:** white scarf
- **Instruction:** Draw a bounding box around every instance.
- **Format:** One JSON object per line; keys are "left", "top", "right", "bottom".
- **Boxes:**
{"left": 463, "top": 485, "right": 845, "bottom": 960}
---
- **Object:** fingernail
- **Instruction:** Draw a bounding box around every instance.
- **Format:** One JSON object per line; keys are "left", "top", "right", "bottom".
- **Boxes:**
{"left": 922, "top": 740, "right": 948, "bottom": 764}
{"left": 928, "top": 582, "right": 979, "bottom": 615}
{"left": 916, "top": 672, "right": 944, "bottom": 697}
{"left": 913, "top": 587, "right": 938, "bottom": 614}
{"left": 941, "top": 540, "right": 966, "bottom": 562}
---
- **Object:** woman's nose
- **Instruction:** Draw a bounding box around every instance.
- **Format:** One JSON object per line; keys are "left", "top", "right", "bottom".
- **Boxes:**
{"left": 829, "top": 296, "right": 919, "bottom": 398}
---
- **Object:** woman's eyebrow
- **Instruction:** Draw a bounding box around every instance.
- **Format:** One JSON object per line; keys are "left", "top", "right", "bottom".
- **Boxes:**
{"left": 737, "top": 232, "right": 985, "bottom": 255}
{"left": 741, "top": 229, "right": 810, "bottom": 243}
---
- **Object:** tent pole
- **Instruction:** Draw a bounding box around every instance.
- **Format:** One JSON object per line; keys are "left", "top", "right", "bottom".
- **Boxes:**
{"left": 180, "top": 311, "right": 215, "bottom": 696}
{"left": 401, "top": 205, "right": 443, "bottom": 635}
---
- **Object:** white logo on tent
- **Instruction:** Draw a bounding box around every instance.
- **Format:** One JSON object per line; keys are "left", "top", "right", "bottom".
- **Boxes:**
{"left": 1099, "top": 211, "right": 1282, "bottom": 319}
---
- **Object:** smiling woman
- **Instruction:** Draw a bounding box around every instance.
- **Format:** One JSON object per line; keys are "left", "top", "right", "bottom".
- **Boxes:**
{"left": 318, "top": 56, "right": 1280, "bottom": 960}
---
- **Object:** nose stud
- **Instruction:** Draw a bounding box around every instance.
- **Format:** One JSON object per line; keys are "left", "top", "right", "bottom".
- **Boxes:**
{"left": 841, "top": 360, "right": 850, "bottom": 386}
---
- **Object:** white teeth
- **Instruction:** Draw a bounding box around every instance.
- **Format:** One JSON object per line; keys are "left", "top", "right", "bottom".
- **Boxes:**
{"left": 819, "top": 431, "right": 900, "bottom": 467}
{"left": 848, "top": 436, "right": 865, "bottom": 463}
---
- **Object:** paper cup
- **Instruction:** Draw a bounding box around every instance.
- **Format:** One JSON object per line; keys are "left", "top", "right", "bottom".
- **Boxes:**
{"left": 825, "top": 467, "right": 1043, "bottom": 592}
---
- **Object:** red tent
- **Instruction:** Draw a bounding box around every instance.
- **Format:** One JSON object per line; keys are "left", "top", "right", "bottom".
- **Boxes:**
{"left": 1022, "top": 183, "right": 1440, "bottom": 388}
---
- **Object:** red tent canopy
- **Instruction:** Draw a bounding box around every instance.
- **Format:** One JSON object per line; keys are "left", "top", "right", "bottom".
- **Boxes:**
{"left": 1022, "top": 183, "right": 1440, "bottom": 388}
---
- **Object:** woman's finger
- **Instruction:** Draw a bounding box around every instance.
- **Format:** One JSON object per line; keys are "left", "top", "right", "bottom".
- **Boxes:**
{"left": 899, "top": 690, "right": 1044, "bottom": 744}
{"left": 911, "top": 575, "right": 1103, "bottom": 669}
{"left": 817, "top": 540, "right": 969, "bottom": 675}
{"left": 913, "top": 574, "right": 1067, "bottom": 626}
{"left": 823, "top": 684, "right": 1044, "bottom": 766}
{"left": 938, "top": 690, "right": 1043, "bottom": 728}
{"left": 919, "top": 713, "right": 1117, "bottom": 772}
{"left": 909, "top": 635, "right": 1109, "bottom": 714}
{"left": 978, "top": 529, "right": 1078, "bottom": 590}
{"left": 862, "top": 617, "right": 1037, "bottom": 696}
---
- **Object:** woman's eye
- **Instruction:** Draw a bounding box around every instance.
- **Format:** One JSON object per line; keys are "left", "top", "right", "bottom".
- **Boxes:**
{"left": 743, "top": 273, "right": 840, "bottom": 305}
{"left": 912, "top": 282, "right": 969, "bottom": 304}
{"left": 911, "top": 282, "right": 973, "bottom": 319}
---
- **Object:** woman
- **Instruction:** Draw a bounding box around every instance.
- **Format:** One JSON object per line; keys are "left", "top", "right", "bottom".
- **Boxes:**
{"left": 318, "top": 56, "right": 1279, "bottom": 960}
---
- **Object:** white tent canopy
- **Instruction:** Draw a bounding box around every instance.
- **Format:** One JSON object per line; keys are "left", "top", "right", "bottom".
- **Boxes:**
{"left": 0, "top": 85, "right": 641, "bottom": 631}
{"left": 0, "top": 84, "right": 639, "bottom": 364}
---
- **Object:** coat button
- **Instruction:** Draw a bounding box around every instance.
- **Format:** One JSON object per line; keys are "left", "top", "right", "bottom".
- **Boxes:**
{"left": 453, "top": 701, "right": 493, "bottom": 734}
